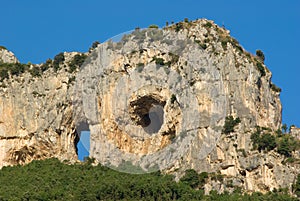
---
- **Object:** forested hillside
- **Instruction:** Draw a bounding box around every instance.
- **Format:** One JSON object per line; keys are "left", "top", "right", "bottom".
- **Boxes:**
{"left": 0, "top": 158, "right": 299, "bottom": 200}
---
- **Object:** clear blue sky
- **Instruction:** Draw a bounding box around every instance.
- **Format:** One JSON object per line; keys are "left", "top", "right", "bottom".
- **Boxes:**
{"left": 77, "top": 131, "right": 90, "bottom": 161}
{"left": 0, "top": 1, "right": 299, "bottom": 130}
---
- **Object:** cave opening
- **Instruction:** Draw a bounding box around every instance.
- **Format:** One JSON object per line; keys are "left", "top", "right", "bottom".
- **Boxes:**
{"left": 129, "top": 95, "right": 165, "bottom": 134}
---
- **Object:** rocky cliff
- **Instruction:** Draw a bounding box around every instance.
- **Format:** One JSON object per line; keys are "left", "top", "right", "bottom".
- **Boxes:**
{"left": 0, "top": 51, "right": 79, "bottom": 166}
{"left": 0, "top": 19, "right": 299, "bottom": 194}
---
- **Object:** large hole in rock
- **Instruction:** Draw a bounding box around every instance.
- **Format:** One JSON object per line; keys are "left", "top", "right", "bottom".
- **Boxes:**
{"left": 75, "top": 121, "right": 90, "bottom": 161}
{"left": 129, "top": 95, "right": 166, "bottom": 134}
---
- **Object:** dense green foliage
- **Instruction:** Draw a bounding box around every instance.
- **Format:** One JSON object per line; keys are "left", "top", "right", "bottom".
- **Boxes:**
{"left": 180, "top": 169, "right": 208, "bottom": 189}
{"left": 0, "top": 62, "right": 29, "bottom": 81}
{"left": 29, "top": 66, "right": 42, "bottom": 77}
{"left": 256, "top": 49, "right": 265, "bottom": 62}
{"left": 53, "top": 52, "right": 65, "bottom": 72}
{"left": 40, "top": 59, "right": 53, "bottom": 72}
{"left": 251, "top": 128, "right": 276, "bottom": 152}
{"left": 251, "top": 126, "right": 300, "bottom": 157}
{"left": 0, "top": 158, "right": 297, "bottom": 200}
{"left": 271, "top": 83, "right": 282, "bottom": 93}
{"left": 152, "top": 56, "right": 165, "bottom": 66}
{"left": 277, "top": 134, "right": 300, "bottom": 157}
{"left": 68, "top": 54, "right": 87, "bottom": 73}
{"left": 0, "top": 52, "right": 87, "bottom": 82}
{"left": 170, "top": 94, "right": 177, "bottom": 104}
{"left": 256, "top": 62, "right": 266, "bottom": 76}
{"left": 222, "top": 115, "right": 241, "bottom": 134}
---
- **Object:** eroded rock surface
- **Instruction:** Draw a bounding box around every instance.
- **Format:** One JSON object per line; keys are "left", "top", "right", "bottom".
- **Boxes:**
{"left": 0, "top": 47, "right": 18, "bottom": 64}
{"left": 0, "top": 53, "right": 78, "bottom": 166}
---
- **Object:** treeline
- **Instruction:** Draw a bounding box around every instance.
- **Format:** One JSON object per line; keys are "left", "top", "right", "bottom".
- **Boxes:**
{"left": 0, "top": 158, "right": 299, "bottom": 201}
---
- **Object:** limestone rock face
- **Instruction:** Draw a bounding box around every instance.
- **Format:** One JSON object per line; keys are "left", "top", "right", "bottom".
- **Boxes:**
{"left": 0, "top": 52, "right": 78, "bottom": 167}
{"left": 0, "top": 47, "right": 19, "bottom": 64}
{"left": 0, "top": 19, "right": 298, "bottom": 194}
{"left": 291, "top": 126, "right": 300, "bottom": 140}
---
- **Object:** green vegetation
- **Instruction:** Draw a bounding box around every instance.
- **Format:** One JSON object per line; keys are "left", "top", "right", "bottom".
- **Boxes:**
{"left": 0, "top": 52, "right": 87, "bottom": 82}
{"left": 271, "top": 83, "right": 282, "bottom": 93}
{"left": 168, "top": 52, "right": 179, "bottom": 65}
{"left": 53, "top": 52, "right": 65, "bottom": 72}
{"left": 0, "top": 45, "right": 7, "bottom": 50}
{"left": 136, "top": 62, "right": 144, "bottom": 68}
{"left": 222, "top": 115, "right": 241, "bottom": 134}
{"left": 152, "top": 56, "right": 165, "bottom": 66}
{"left": 91, "top": 41, "right": 100, "bottom": 49}
{"left": 282, "top": 123, "right": 288, "bottom": 133}
{"left": 194, "top": 40, "right": 207, "bottom": 50}
{"left": 180, "top": 169, "right": 208, "bottom": 189}
{"left": 151, "top": 54, "right": 179, "bottom": 68}
{"left": 68, "top": 53, "right": 87, "bottom": 73}
{"left": 251, "top": 128, "right": 276, "bottom": 152}
{"left": 218, "top": 35, "right": 243, "bottom": 54}
{"left": 148, "top": 24, "right": 159, "bottom": 29}
{"left": 170, "top": 94, "right": 177, "bottom": 104}
{"left": 0, "top": 64, "right": 9, "bottom": 81}
{"left": 204, "top": 21, "right": 213, "bottom": 28}
{"left": 277, "top": 134, "right": 300, "bottom": 157}
{"left": 0, "top": 62, "right": 29, "bottom": 81}
{"left": 29, "top": 66, "right": 42, "bottom": 77}
{"left": 40, "top": 59, "right": 52, "bottom": 72}
{"left": 0, "top": 159, "right": 298, "bottom": 200}
{"left": 256, "top": 49, "right": 265, "bottom": 62}
{"left": 293, "top": 174, "right": 300, "bottom": 197}
{"left": 175, "top": 22, "right": 184, "bottom": 32}
{"left": 251, "top": 126, "right": 300, "bottom": 157}
{"left": 136, "top": 63, "right": 144, "bottom": 73}
{"left": 256, "top": 62, "right": 266, "bottom": 76}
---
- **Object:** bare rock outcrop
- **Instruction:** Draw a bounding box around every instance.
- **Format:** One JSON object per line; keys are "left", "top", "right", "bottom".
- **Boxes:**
{"left": 0, "top": 52, "right": 78, "bottom": 166}
{"left": 0, "top": 47, "right": 18, "bottom": 64}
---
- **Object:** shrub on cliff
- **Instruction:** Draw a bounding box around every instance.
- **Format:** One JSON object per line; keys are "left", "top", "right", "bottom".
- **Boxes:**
{"left": 256, "top": 49, "right": 265, "bottom": 62}
{"left": 251, "top": 126, "right": 300, "bottom": 156}
{"left": 277, "top": 135, "right": 300, "bottom": 157}
{"left": 256, "top": 62, "right": 266, "bottom": 76}
{"left": 251, "top": 127, "right": 276, "bottom": 152}
{"left": 222, "top": 115, "right": 241, "bottom": 134}
{"left": 293, "top": 174, "right": 300, "bottom": 197}
{"left": 68, "top": 54, "right": 87, "bottom": 73}
{"left": 53, "top": 52, "right": 65, "bottom": 72}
